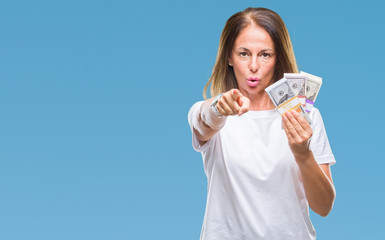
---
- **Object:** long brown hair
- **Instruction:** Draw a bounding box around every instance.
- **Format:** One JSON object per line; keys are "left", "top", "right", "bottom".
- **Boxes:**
{"left": 203, "top": 7, "right": 298, "bottom": 99}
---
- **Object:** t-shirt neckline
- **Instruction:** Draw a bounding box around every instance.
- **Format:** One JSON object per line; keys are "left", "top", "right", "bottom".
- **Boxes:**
{"left": 242, "top": 109, "right": 278, "bottom": 118}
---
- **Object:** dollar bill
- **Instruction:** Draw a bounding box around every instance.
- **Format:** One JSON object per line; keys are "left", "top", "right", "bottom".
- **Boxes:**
{"left": 283, "top": 73, "right": 306, "bottom": 96}
{"left": 265, "top": 78, "right": 295, "bottom": 107}
{"left": 283, "top": 73, "right": 307, "bottom": 107}
{"left": 265, "top": 77, "right": 311, "bottom": 124}
{"left": 300, "top": 71, "right": 322, "bottom": 113}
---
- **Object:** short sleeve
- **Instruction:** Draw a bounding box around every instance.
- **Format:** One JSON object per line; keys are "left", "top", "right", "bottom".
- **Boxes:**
{"left": 188, "top": 101, "right": 217, "bottom": 153}
{"left": 309, "top": 108, "right": 336, "bottom": 165}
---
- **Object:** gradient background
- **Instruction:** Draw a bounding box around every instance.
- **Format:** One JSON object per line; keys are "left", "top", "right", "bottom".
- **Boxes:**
{"left": 1, "top": 0, "right": 384, "bottom": 239}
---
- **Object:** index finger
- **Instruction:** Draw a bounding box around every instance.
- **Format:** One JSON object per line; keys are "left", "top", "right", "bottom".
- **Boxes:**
{"left": 230, "top": 89, "right": 250, "bottom": 115}
{"left": 231, "top": 89, "right": 241, "bottom": 101}
{"left": 238, "top": 96, "right": 250, "bottom": 115}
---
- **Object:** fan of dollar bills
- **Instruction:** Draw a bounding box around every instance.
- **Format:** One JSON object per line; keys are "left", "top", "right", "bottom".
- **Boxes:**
{"left": 265, "top": 71, "right": 322, "bottom": 123}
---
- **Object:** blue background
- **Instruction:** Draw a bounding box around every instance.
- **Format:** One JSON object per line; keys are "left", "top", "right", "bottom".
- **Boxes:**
{"left": 1, "top": 0, "right": 384, "bottom": 239}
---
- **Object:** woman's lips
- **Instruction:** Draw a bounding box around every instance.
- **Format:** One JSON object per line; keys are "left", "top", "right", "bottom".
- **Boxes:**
{"left": 247, "top": 77, "right": 260, "bottom": 87}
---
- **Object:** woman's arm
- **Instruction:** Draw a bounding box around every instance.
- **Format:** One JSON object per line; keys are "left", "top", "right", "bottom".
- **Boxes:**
{"left": 282, "top": 110, "right": 336, "bottom": 217}
{"left": 193, "top": 89, "right": 250, "bottom": 145}
{"left": 193, "top": 98, "right": 226, "bottom": 146}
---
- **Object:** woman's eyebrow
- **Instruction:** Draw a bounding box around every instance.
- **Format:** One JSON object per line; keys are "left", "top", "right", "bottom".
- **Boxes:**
{"left": 236, "top": 47, "right": 274, "bottom": 52}
{"left": 236, "top": 47, "right": 251, "bottom": 52}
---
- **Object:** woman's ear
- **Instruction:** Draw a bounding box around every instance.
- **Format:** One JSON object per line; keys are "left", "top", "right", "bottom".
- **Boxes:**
{"left": 228, "top": 58, "right": 233, "bottom": 66}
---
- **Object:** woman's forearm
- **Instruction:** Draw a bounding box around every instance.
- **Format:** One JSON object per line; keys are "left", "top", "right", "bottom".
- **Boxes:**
{"left": 282, "top": 111, "right": 335, "bottom": 216}
{"left": 296, "top": 151, "right": 336, "bottom": 217}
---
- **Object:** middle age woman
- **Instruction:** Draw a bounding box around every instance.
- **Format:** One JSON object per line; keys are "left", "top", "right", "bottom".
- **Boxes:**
{"left": 188, "top": 7, "right": 336, "bottom": 240}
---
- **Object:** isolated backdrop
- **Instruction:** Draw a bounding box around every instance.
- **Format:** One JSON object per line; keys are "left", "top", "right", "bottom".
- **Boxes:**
{"left": 1, "top": 0, "right": 384, "bottom": 239}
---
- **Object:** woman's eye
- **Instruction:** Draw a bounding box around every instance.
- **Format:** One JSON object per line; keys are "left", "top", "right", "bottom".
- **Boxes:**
{"left": 240, "top": 52, "right": 248, "bottom": 57}
{"left": 261, "top": 53, "right": 271, "bottom": 58}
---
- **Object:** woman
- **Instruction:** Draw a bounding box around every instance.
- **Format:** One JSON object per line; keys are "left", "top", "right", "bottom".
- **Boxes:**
{"left": 188, "top": 7, "right": 336, "bottom": 240}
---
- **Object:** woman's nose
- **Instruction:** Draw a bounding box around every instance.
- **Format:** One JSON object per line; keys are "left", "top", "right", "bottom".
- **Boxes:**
{"left": 249, "top": 56, "right": 259, "bottom": 72}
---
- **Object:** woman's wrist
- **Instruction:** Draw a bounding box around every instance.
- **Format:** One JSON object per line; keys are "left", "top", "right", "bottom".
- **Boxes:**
{"left": 293, "top": 149, "right": 313, "bottom": 165}
{"left": 210, "top": 93, "right": 224, "bottom": 118}
{"left": 200, "top": 98, "right": 227, "bottom": 130}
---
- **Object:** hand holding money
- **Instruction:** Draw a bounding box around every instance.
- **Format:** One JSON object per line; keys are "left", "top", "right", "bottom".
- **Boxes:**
{"left": 282, "top": 110, "right": 313, "bottom": 160}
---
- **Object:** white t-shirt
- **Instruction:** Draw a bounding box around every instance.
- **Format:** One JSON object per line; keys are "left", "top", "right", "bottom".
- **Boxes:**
{"left": 188, "top": 101, "right": 335, "bottom": 240}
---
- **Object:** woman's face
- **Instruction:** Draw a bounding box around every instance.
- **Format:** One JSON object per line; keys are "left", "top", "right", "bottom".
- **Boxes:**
{"left": 229, "top": 23, "right": 277, "bottom": 98}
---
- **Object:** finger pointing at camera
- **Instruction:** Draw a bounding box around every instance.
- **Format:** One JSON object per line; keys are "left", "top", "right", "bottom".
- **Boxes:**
{"left": 231, "top": 89, "right": 250, "bottom": 115}
{"left": 216, "top": 89, "right": 250, "bottom": 116}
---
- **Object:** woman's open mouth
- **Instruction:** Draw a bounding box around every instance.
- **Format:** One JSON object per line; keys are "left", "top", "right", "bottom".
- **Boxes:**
{"left": 247, "top": 77, "right": 260, "bottom": 87}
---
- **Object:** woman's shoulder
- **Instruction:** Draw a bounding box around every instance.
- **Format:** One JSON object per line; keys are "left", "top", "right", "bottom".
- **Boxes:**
{"left": 308, "top": 107, "right": 329, "bottom": 130}
{"left": 309, "top": 107, "right": 322, "bottom": 119}
{"left": 188, "top": 100, "right": 204, "bottom": 115}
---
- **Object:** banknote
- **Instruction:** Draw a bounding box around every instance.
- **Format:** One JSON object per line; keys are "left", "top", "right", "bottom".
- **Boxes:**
{"left": 283, "top": 73, "right": 307, "bottom": 107}
{"left": 300, "top": 71, "right": 322, "bottom": 113}
{"left": 265, "top": 78, "right": 295, "bottom": 107}
{"left": 265, "top": 77, "right": 311, "bottom": 124}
